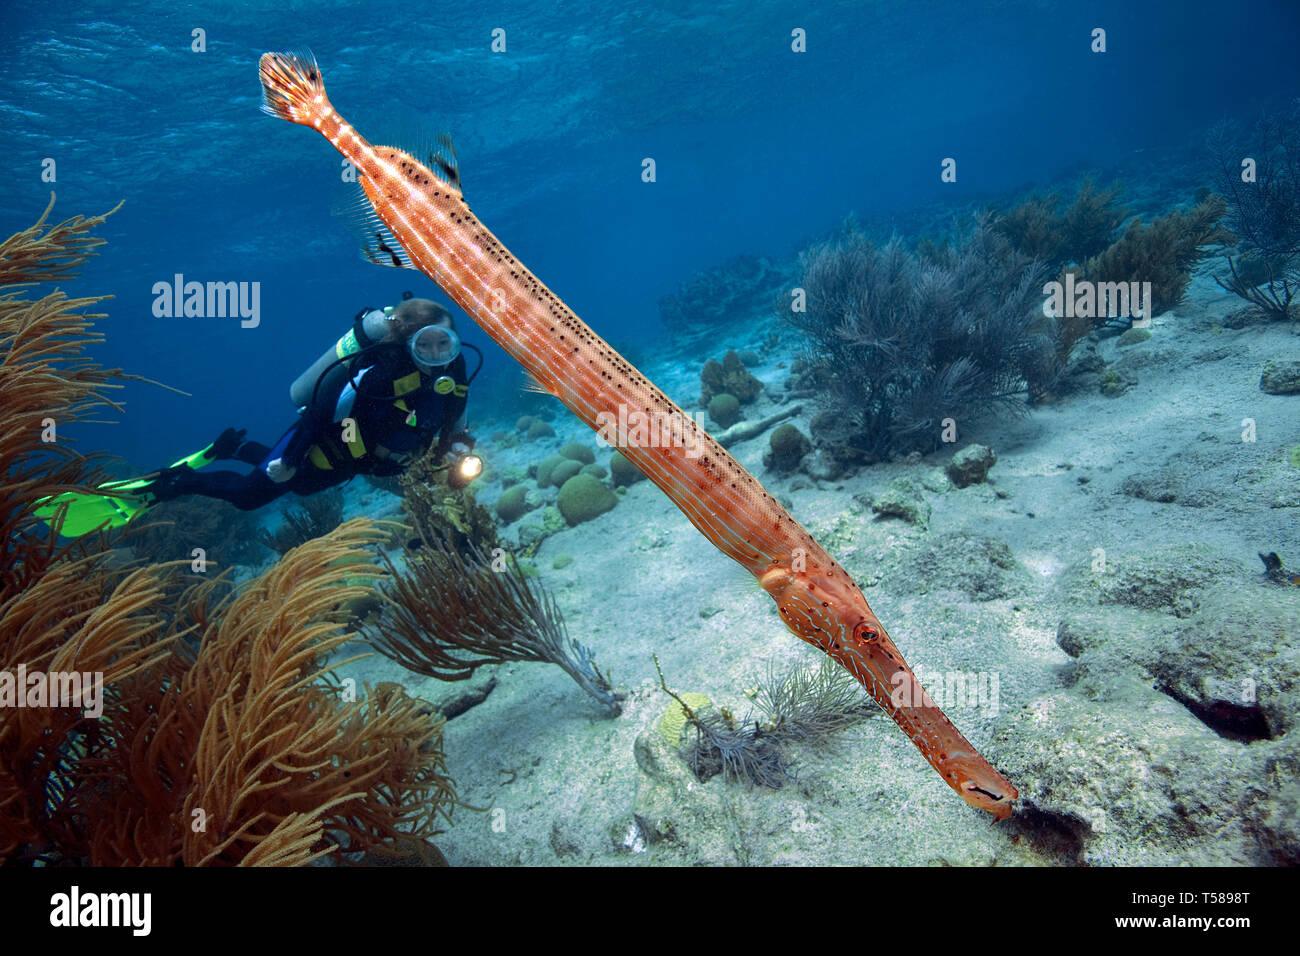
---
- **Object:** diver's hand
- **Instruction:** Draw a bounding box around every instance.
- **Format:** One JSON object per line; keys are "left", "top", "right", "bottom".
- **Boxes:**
{"left": 266, "top": 458, "right": 297, "bottom": 483}
{"left": 439, "top": 431, "right": 475, "bottom": 465}
{"left": 441, "top": 441, "right": 472, "bottom": 466}
{"left": 450, "top": 431, "right": 475, "bottom": 456}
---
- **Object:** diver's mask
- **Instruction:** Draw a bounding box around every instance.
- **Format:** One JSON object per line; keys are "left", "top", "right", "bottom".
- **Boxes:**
{"left": 408, "top": 324, "right": 461, "bottom": 372}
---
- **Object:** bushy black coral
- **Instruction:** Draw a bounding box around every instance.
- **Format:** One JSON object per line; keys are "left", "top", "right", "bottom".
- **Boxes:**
{"left": 1210, "top": 101, "right": 1300, "bottom": 320}
{"left": 1083, "top": 194, "right": 1231, "bottom": 316}
{"left": 659, "top": 658, "right": 870, "bottom": 788}
{"left": 259, "top": 486, "right": 344, "bottom": 556}
{"left": 119, "top": 495, "right": 267, "bottom": 568}
{"left": 994, "top": 178, "right": 1127, "bottom": 268}
{"left": 1210, "top": 101, "right": 1300, "bottom": 263}
{"left": 787, "top": 215, "right": 1055, "bottom": 463}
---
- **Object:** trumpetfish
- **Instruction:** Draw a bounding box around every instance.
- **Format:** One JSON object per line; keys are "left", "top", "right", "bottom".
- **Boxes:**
{"left": 258, "top": 50, "right": 1018, "bottom": 819}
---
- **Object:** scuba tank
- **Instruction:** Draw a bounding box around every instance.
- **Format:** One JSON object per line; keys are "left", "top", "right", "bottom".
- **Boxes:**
{"left": 289, "top": 305, "right": 393, "bottom": 411}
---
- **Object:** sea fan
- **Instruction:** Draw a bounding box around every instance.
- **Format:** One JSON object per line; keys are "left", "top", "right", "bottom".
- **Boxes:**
{"left": 365, "top": 533, "right": 623, "bottom": 715}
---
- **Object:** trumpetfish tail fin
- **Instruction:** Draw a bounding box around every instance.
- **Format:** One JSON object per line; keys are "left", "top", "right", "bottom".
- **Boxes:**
{"left": 261, "top": 50, "right": 460, "bottom": 270}
{"left": 258, "top": 50, "right": 325, "bottom": 126}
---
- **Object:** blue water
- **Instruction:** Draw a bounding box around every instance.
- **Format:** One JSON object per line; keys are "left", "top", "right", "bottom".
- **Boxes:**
{"left": 1, "top": 0, "right": 1297, "bottom": 468}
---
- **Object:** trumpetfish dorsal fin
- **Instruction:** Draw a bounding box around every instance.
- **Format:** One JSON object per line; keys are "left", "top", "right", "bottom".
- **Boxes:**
{"left": 374, "top": 130, "right": 464, "bottom": 192}
{"left": 343, "top": 134, "right": 465, "bottom": 268}
{"left": 424, "top": 132, "right": 463, "bottom": 193}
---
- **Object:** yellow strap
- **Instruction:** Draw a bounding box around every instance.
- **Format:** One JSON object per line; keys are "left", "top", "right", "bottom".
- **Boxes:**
{"left": 310, "top": 433, "right": 366, "bottom": 467}
{"left": 392, "top": 371, "right": 422, "bottom": 396}
{"left": 309, "top": 446, "right": 333, "bottom": 470}
{"left": 311, "top": 369, "right": 453, "bottom": 470}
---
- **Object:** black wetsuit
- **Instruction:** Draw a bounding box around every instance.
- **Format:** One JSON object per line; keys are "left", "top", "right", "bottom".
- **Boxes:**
{"left": 165, "top": 347, "right": 469, "bottom": 510}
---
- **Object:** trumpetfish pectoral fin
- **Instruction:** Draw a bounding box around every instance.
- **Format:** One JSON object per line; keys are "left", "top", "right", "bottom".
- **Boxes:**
{"left": 348, "top": 135, "right": 463, "bottom": 268}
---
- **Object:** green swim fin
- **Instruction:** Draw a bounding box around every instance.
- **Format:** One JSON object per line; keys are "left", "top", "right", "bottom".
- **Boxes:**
{"left": 32, "top": 443, "right": 220, "bottom": 539}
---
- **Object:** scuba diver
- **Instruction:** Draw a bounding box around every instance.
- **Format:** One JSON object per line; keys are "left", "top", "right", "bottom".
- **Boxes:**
{"left": 146, "top": 295, "right": 482, "bottom": 509}
{"left": 35, "top": 295, "right": 483, "bottom": 536}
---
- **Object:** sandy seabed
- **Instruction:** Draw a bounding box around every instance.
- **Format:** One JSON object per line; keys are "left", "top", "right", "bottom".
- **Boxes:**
{"left": 337, "top": 268, "right": 1300, "bottom": 866}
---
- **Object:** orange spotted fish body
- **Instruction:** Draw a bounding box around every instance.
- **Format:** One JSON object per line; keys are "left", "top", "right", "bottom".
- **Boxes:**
{"left": 258, "top": 51, "right": 1017, "bottom": 819}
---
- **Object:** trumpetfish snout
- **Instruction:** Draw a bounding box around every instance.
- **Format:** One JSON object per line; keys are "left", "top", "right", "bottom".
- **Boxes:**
{"left": 257, "top": 49, "right": 1018, "bottom": 820}
{"left": 760, "top": 564, "right": 1016, "bottom": 819}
